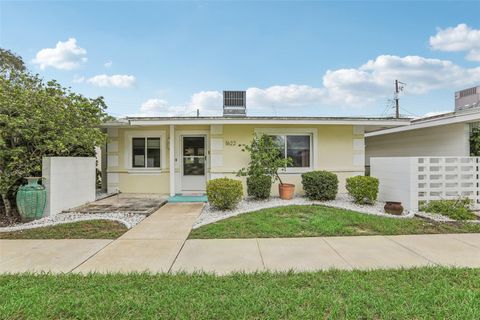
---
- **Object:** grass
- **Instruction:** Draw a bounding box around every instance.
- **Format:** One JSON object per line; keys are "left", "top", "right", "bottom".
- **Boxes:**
{"left": 189, "top": 205, "right": 480, "bottom": 239}
{"left": 0, "top": 268, "right": 479, "bottom": 319}
{"left": 0, "top": 220, "right": 128, "bottom": 239}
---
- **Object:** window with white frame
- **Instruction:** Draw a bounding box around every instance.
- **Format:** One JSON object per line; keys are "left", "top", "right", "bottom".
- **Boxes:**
{"left": 270, "top": 134, "right": 311, "bottom": 168}
{"left": 132, "top": 137, "right": 161, "bottom": 168}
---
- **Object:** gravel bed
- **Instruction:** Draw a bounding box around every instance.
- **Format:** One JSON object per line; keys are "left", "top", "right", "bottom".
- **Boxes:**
{"left": 414, "top": 211, "right": 455, "bottom": 222}
{"left": 193, "top": 194, "right": 414, "bottom": 228}
{"left": 0, "top": 212, "right": 145, "bottom": 233}
{"left": 414, "top": 211, "right": 480, "bottom": 223}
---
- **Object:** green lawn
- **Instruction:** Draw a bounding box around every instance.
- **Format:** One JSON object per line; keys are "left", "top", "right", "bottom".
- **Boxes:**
{"left": 190, "top": 205, "right": 480, "bottom": 239}
{"left": 0, "top": 220, "right": 128, "bottom": 239}
{"left": 0, "top": 268, "right": 478, "bottom": 319}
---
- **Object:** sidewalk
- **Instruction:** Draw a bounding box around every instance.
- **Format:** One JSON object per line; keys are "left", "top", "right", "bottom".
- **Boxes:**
{"left": 171, "top": 233, "right": 480, "bottom": 274}
{"left": 1, "top": 208, "right": 479, "bottom": 274}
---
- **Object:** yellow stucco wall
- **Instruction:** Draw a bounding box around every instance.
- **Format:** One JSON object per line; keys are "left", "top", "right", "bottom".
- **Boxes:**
{"left": 106, "top": 123, "right": 365, "bottom": 194}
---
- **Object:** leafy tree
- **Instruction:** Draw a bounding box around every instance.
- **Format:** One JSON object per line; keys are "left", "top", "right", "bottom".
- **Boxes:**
{"left": 0, "top": 49, "right": 26, "bottom": 74}
{"left": 237, "top": 134, "right": 292, "bottom": 185}
{"left": 470, "top": 126, "right": 480, "bottom": 156}
{"left": 0, "top": 48, "right": 108, "bottom": 219}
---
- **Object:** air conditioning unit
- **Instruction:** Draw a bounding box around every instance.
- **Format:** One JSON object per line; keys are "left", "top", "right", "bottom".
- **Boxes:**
{"left": 455, "top": 86, "right": 480, "bottom": 113}
{"left": 223, "top": 91, "right": 246, "bottom": 117}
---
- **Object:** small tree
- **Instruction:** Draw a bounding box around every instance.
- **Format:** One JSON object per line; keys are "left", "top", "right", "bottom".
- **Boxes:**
{"left": 237, "top": 134, "right": 292, "bottom": 185}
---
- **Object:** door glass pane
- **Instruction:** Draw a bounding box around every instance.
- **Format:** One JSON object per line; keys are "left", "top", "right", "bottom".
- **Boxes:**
{"left": 183, "top": 137, "right": 205, "bottom": 176}
{"left": 147, "top": 138, "right": 160, "bottom": 168}
{"left": 287, "top": 135, "right": 310, "bottom": 167}
{"left": 183, "top": 137, "right": 205, "bottom": 156}
{"left": 183, "top": 157, "right": 205, "bottom": 175}
{"left": 132, "top": 138, "right": 145, "bottom": 167}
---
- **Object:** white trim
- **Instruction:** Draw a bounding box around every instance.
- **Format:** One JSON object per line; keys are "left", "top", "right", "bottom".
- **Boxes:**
{"left": 210, "top": 138, "right": 224, "bottom": 151}
{"left": 353, "top": 125, "right": 364, "bottom": 135}
{"left": 366, "top": 110, "right": 480, "bottom": 137}
{"left": 107, "top": 141, "right": 118, "bottom": 153}
{"left": 124, "top": 130, "right": 166, "bottom": 171}
{"left": 107, "top": 128, "right": 118, "bottom": 137}
{"left": 254, "top": 127, "right": 317, "bottom": 173}
{"left": 210, "top": 124, "right": 223, "bottom": 134}
{"left": 169, "top": 125, "right": 175, "bottom": 196}
{"left": 107, "top": 155, "right": 119, "bottom": 167}
{"left": 129, "top": 118, "right": 410, "bottom": 126}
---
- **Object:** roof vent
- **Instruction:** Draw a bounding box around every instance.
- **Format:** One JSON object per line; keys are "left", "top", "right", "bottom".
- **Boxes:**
{"left": 223, "top": 91, "right": 246, "bottom": 117}
{"left": 455, "top": 86, "right": 480, "bottom": 113}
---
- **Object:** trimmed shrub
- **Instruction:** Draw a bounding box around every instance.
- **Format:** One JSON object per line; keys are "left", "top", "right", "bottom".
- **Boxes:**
{"left": 346, "top": 176, "right": 379, "bottom": 204}
{"left": 301, "top": 171, "right": 338, "bottom": 201}
{"left": 420, "top": 198, "right": 476, "bottom": 220}
{"left": 247, "top": 175, "right": 272, "bottom": 199}
{"left": 207, "top": 178, "right": 243, "bottom": 210}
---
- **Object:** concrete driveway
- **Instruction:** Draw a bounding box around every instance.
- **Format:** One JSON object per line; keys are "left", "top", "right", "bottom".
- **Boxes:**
{"left": 1, "top": 202, "right": 479, "bottom": 274}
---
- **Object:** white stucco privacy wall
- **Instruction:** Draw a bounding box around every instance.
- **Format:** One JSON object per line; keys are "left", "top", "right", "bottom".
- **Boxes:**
{"left": 42, "top": 157, "right": 96, "bottom": 216}
{"left": 370, "top": 157, "right": 417, "bottom": 211}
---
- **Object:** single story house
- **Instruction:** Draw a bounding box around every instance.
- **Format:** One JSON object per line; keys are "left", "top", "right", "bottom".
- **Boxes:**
{"left": 102, "top": 91, "right": 409, "bottom": 196}
{"left": 365, "top": 86, "right": 480, "bottom": 170}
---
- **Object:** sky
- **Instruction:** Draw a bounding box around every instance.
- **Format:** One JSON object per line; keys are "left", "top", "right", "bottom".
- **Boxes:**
{"left": 1, "top": 1, "right": 480, "bottom": 118}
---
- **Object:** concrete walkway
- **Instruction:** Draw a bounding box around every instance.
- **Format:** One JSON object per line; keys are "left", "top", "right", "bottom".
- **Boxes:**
{"left": 73, "top": 203, "right": 204, "bottom": 273}
{"left": 1, "top": 203, "right": 479, "bottom": 274}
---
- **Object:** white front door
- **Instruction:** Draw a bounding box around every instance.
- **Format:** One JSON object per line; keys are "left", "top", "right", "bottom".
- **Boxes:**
{"left": 181, "top": 135, "right": 206, "bottom": 192}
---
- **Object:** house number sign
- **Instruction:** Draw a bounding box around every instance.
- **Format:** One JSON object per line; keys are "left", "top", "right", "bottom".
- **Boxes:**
{"left": 225, "top": 140, "right": 236, "bottom": 146}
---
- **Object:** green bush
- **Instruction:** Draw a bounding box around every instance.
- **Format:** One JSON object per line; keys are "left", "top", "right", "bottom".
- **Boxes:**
{"left": 420, "top": 198, "right": 476, "bottom": 220}
{"left": 247, "top": 175, "right": 272, "bottom": 199}
{"left": 346, "top": 176, "right": 379, "bottom": 204}
{"left": 207, "top": 178, "right": 243, "bottom": 210}
{"left": 301, "top": 171, "right": 338, "bottom": 201}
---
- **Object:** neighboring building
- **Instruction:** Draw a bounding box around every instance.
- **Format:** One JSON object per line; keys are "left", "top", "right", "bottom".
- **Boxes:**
{"left": 102, "top": 91, "right": 408, "bottom": 196}
{"left": 366, "top": 86, "right": 480, "bottom": 171}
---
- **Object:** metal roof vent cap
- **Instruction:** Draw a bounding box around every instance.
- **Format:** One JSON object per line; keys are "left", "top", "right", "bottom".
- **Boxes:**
{"left": 223, "top": 90, "right": 246, "bottom": 117}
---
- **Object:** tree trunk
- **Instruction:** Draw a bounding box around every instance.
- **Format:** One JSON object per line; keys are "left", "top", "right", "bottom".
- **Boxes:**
{"left": 1, "top": 193, "right": 13, "bottom": 218}
{"left": 275, "top": 171, "right": 284, "bottom": 185}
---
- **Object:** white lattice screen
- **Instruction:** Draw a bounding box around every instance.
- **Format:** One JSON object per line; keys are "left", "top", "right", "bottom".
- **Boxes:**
{"left": 371, "top": 157, "right": 480, "bottom": 212}
{"left": 416, "top": 157, "right": 480, "bottom": 207}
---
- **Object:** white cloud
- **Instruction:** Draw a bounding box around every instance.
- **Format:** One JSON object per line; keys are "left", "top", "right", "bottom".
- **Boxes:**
{"left": 104, "top": 61, "right": 113, "bottom": 68}
{"left": 32, "top": 38, "right": 87, "bottom": 70}
{"left": 72, "top": 75, "right": 85, "bottom": 83}
{"left": 136, "top": 92, "right": 222, "bottom": 117}
{"left": 86, "top": 74, "right": 136, "bottom": 88}
{"left": 247, "top": 85, "right": 327, "bottom": 110}
{"left": 133, "top": 54, "right": 480, "bottom": 116}
{"left": 322, "top": 55, "right": 480, "bottom": 105}
{"left": 188, "top": 91, "right": 223, "bottom": 115}
{"left": 429, "top": 24, "right": 480, "bottom": 61}
{"left": 139, "top": 99, "right": 179, "bottom": 116}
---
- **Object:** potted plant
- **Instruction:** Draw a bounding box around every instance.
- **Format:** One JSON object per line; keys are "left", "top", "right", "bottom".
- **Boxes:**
{"left": 238, "top": 134, "right": 294, "bottom": 200}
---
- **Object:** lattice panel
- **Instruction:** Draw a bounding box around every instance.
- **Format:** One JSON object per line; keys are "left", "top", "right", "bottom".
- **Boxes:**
{"left": 416, "top": 157, "right": 480, "bottom": 207}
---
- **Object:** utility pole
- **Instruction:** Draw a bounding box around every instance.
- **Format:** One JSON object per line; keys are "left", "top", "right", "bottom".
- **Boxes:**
{"left": 394, "top": 80, "right": 400, "bottom": 119}
{"left": 394, "top": 80, "right": 406, "bottom": 118}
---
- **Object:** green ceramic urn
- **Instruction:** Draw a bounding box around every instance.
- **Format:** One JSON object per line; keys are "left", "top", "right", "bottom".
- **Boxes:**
{"left": 16, "top": 177, "right": 46, "bottom": 221}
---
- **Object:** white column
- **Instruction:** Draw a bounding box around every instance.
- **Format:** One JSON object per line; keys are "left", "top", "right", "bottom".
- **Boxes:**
{"left": 169, "top": 125, "right": 175, "bottom": 196}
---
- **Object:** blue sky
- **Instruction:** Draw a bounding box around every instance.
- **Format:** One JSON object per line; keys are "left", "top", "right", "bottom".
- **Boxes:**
{"left": 1, "top": 1, "right": 479, "bottom": 118}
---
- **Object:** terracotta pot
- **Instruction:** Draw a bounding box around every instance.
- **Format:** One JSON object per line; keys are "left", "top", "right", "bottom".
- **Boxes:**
{"left": 279, "top": 183, "right": 295, "bottom": 200}
{"left": 384, "top": 201, "right": 404, "bottom": 215}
